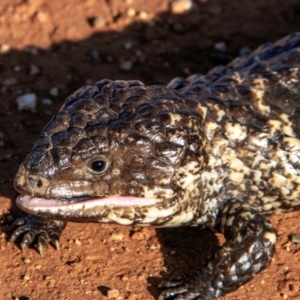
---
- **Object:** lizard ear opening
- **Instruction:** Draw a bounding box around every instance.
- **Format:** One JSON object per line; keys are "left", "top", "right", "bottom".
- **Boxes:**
{"left": 87, "top": 155, "right": 111, "bottom": 175}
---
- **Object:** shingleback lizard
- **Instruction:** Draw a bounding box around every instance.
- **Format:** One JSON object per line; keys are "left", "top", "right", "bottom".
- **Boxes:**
{"left": 10, "top": 33, "right": 300, "bottom": 299}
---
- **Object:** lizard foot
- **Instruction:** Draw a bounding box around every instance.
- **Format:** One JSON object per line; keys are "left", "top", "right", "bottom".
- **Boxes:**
{"left": 159, "top": 271, "right": 215, "bottom": 300}
{"left": 10, "top": 214, "right": 66, "bottom": 255}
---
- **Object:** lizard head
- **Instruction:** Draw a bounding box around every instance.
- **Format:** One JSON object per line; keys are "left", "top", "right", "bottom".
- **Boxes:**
{"left": 15, "top": 80, "right": 209, "bottom": 226}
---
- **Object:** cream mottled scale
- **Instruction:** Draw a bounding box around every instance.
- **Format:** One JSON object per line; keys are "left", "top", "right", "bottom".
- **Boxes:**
{"left": 11, "top": 33, "right": 300, "bottom": 299}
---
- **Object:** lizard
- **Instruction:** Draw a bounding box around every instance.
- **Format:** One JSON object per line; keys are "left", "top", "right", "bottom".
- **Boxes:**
{"left": 10, "top": 32, "right": 300, "bottom": 299}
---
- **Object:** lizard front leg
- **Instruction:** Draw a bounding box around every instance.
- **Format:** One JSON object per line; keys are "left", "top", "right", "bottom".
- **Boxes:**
{"left": 159, "top": 199, "right": 277, "bottom": 300}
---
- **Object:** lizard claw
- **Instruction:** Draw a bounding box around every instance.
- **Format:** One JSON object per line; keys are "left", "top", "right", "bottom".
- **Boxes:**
{"left": 38, "top": 242, "right": 44, "bottom": 256}
{"left": 21, "top": 242, "right": 27, "bottom": 253}
{"left": 53, "top": 239, "right": 60, "bottom": 251}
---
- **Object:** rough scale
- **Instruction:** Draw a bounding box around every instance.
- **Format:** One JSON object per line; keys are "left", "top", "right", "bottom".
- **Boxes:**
{"left": 11, "top": 33, "right": 300, "bottom": 299}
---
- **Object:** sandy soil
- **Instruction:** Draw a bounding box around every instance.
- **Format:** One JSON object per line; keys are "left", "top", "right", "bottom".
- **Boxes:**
{"left": 0, "top": 0, "right": 300, "bottom": 299}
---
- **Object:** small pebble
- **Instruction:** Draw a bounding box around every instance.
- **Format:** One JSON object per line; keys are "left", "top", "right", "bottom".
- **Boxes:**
{"left": 42, "top": 98, "right": 52, "bottom": 105}
{"left": 173, "top": 22, "right": 184, "bottom": 32}
{"left": 170, "top": 0, "right": 194, "bottom": 14}
{"left": 16, "top": 93, "right": 37, "bottom": 112}
{"left": 23, "top": 275, "right": 30, "bottom": 281}
{"left": 127, "top": 293, "right": 139, "bottom": 300}
{"left": 3, "top": 77, "right": 18, "bottom": 86}
{"left": 119, "top": 60, "right": 133, "bottom": 71}
{"left": 110, "top": 232, "right": 124, "bottom": 241}
{"left": 137, "top": 273, "right": 145, "bottom": 280}
{"left": 47, "top": 279, "right": 56, "bottom": 287}
{"left": 85, "top": 79, "right": 95, "bottom": 85}
{"left": 107, "top": 289, "right": 120, "bottom": 299}
{"left": 14, "top": 66, "right": 21, "bottom": 72}
{"left": 88, "top": 17, "right": 106, "bottom": 28}
{"left": 289, "top": 234, "right": 300, "bottom": 243}
{"left": 214, "top": 41, "right": 227, "bottom": 52}
{"left": 148, "top": 20, "right": 155, "bottom": 27}
{"left": 36, "top": 11, "right": 49, "bottom": 23}
{"left": 93, "top": 17, "right": 106, "bottom": 28}
{"left": 124, "top": 42, "right": 133, "bottom": 50}
{"left": 35, "top": 264, "right": 42, "bottom": 269}
{"left": 208, "top": 5, "right": 222, "bottom": 15}
{"left": 88, "top": 50, "right": 100, "bottom": 61}
{"left": 6, "top": 215, "right": 14, "bottom": 223}
{"left": 135, "top": 50, "right": 142, "bottom": 57}
{"left": 75, "top": 239, "right": 82, "bottom": 246}
{"left": 49, "top": 87, "right": 59, "bottom": 96}
{"left": 127, "top": 8, "right": 136, "bottom": 17}
{"left": 23, "top": 258, "right": 31, "bottom": 264}
{"left": 0, "top": 44, "right": 10, "bottom": 54}
{"left": 130, "top": 231, "right": 145, "bottom": 240}
{"left": 29, "top": 65, "right": 41, "bottom": 76}
{"left": 4, "top": 153, "right": 12, "bottom": 159}
{"left": 149, "top": 244, "right": 157, "bottom": 250}
{"left": 25, "top": 46, "right": 38, "bottom": 55}
{"left": 183, "top": 67, "right": 190, "bottom": 75}
{"left": 139, "top": 11, "right": 149, "bottom": 20}
{"left": 106, "top": 55, "right": 114, "bottom": 62}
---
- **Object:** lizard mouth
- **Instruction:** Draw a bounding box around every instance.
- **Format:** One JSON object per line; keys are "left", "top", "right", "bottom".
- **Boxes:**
{"left": 16, "top": 194, "right": 162, "bottom": 210}
{"left": 16, "top": 194, "right": 165, "bottom": 224}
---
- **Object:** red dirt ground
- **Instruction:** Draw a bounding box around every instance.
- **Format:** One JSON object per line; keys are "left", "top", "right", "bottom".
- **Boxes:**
{"left": 0, "top": 0, "right": 300, "bottom": 299}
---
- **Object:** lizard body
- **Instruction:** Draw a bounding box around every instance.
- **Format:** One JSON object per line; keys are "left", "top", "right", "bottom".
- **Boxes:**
{"left": 12, "top": 32, "right": 300, "bottom": 299}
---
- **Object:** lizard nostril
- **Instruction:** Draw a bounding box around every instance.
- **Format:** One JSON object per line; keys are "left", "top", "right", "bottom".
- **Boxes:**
{"left": 37, "top": 179, "right": 43, "bottom": 188}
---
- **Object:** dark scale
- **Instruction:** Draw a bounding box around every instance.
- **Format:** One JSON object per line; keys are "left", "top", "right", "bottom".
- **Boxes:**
{"left": 10, "top": 33, "right": 300, "bottom": 299}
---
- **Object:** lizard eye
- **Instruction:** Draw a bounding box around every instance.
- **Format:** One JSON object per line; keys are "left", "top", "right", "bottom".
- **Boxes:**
{"left": 88, "top": 156, "right": 111, "bottom": 174}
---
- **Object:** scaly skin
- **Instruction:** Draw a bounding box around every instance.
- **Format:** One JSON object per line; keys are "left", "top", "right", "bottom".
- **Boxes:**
{"left": 11, "top": 33, "right": 300, "bottom": 299}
